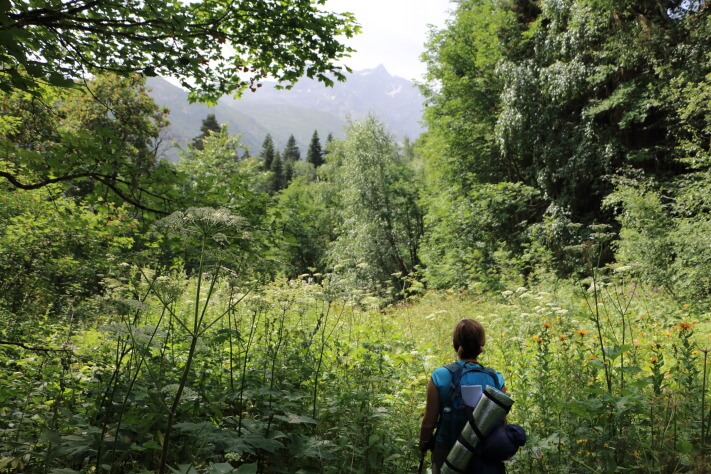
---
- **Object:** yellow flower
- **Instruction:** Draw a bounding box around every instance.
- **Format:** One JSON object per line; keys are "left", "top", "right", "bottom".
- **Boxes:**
{"left": 575, "top": 329, "right": 588, "bottom": 336}
{"left": 543, "top": 322, "right": 552, "bottom": 329}
{"left": 532, "top": 335, "right": 543, "bottom": 344}
{"left": 649, "top": 356, "right": 658, "bottom": 364}
{"left": 678, "top": 322, "right": 694, "bottom": 331}
{"left": 559, "top": 335, "right": 568, "bottom": 342}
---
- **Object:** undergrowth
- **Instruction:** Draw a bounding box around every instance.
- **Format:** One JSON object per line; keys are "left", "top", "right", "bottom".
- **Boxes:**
{"left": 0, "top": 273, "right": 709, "bottom": 473}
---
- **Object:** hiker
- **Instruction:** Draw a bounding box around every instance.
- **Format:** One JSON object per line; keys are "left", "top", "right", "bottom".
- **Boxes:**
{"left": 418, "top": 318, "right": 508, "bottom": 473}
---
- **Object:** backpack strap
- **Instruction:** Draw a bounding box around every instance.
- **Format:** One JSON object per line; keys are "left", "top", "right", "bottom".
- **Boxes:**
{"left": 450, "top": 362, "right": 501, "bottom": 391}
{"left": 445, "top": 362, "right": 463, "bottom": 403}
{"left": 433, "top": 363, "right": 463, "bottom": 443}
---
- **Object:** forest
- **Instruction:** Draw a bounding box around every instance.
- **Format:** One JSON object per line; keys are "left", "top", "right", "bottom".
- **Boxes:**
{"left": 0, "top": 0, "right": 709, "bottom": 472}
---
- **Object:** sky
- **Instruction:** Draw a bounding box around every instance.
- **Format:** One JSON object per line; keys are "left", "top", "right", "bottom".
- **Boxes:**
{"left": 324, "top": 0, "right": 453, "bottom": 81}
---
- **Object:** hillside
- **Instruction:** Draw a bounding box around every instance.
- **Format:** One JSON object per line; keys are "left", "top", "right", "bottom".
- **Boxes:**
{"left": 147, "top": 65, "right": 425, "bottom": 160}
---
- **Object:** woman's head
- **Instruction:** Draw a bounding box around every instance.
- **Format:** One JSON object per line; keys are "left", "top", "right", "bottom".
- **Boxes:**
{"left": 452, "top": 319, "right": 485, "bottom": 360}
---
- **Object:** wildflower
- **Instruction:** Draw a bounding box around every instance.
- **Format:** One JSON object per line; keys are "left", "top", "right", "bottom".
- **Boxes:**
{"left": 678, "top": 322, "right": 694, "bottom": 331}
{"left": 575, "top": 329, "right": 588, "bottom": 336}
{"left": 683, "top": 303, "right": 689, "bottom": 309}
{"left": 664, "top": 331, "right": 672, "bottom": 338}
{"left": 532, "top": 335, "right": 543, "bottom": 344}
{"left": 649, "top": 356, "right": 658, "bottom": 364}
{"left": 544, "top": 322, "right": 552, "bottom": 329}
{"left": 588, "top": 355, "right": 596, "bottom": 361}
{"left": 576, "top": 439, "right": 588, "bottom": 444}
{"left": 559, "top": 335, "right": 568, "bottom": 342}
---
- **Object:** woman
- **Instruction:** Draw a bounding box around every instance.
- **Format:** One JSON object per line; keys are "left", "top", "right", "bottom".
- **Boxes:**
{"left": 418, "top": 318, "right": 506, "bottom": 473}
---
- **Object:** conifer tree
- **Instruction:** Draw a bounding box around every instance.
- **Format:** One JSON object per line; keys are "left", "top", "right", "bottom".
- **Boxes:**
{"left": 269, "top": 151, "right": 284, "bottom": 194}
{"left": 259, "top": 134, "right": 275, "bottom": 170}
{"left": 324, "top": 133, "right": 334, "bottom": 158}
{"left": 283, "top": 134, "right": 301, "bottom": 163}
{"left": 306, "top": 130, "right": 324, "bottom": 167}
{"left": 282, "top": 134, "right": 300, "bottom": 186}
{"left": 191, "top": 113, "right": 221, "bottom": 150}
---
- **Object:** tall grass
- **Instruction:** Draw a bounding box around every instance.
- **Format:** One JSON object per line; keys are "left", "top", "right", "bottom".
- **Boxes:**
{"left": 0, "top": 273, "right": 707, "bottom": 472}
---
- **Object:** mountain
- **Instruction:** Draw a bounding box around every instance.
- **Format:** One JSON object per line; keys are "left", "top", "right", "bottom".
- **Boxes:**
{"left": 146, "top": 65, "right": 425, "bottom": 160}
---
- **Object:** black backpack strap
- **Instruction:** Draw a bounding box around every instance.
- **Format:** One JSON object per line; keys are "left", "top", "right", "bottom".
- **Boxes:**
{"left": 445, "top": 362, "right": 463, "bottom": 400}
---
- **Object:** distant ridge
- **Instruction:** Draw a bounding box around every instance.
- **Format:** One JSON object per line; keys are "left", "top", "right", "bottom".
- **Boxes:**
{"left": 147, "top": 65, "right": 425, "bottom": 161}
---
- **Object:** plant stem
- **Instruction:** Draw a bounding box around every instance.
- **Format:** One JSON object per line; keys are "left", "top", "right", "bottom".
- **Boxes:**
{"left": 702, "top": 349, "right": 708, "bottom": 447}
{"left": 312, "top": 300, "right": 332, "bottom": 419}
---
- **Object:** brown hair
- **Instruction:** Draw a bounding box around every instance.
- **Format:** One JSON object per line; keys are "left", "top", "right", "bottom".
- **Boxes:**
{"left": 452, "top": 319, "right": 485, "bottom": 360}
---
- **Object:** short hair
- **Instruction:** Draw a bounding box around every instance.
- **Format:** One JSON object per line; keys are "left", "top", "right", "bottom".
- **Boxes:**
{"left": 452, "top": 319, "right": 486, "bottom": 360}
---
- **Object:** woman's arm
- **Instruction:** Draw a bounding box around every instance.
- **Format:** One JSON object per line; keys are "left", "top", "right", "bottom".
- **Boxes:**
{"left": 418, "top": 379, "right": 440, "bottom": 451}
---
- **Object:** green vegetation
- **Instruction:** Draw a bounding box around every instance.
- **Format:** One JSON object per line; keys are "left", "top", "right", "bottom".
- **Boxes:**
{"left": 0, "top": 0, "right": 709, "bottom": 472}
{"left": 0, "top": 0, "right": 358, "bottom": 100}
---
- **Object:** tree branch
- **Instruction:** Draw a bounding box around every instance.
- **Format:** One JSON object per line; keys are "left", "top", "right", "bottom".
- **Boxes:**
{"left": 0, "top": 170, "right": 92, "bottom": 190}
{"left": 0, "top": 170, "right": 172, "bottom": 215}
{"left": 0, "top": 340, "right": 73, "bottom": 354}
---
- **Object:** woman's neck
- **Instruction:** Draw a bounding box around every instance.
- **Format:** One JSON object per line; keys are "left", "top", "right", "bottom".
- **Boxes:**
{"left": 460, "top": 358, "right": 478, "bottom": 364}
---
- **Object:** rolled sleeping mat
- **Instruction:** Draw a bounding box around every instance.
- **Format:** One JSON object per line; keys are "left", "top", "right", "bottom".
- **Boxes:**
{"left": 441, "top": 386, "right": 514, "bottom": 474}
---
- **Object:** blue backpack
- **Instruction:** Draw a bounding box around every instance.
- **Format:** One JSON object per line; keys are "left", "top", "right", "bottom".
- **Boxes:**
{"left": 434, "top": 362, "right": 502, "bottom": 449}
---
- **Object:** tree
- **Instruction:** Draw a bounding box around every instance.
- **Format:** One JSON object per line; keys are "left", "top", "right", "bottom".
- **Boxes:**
{"left": 272, "top": 177, "right": 336, "bottom": 276}
{"left": 282, "top": 135, "right": 300, "bottom": 185}
{"left": 328, "top": 115, "right": 423, "bottom": 299}
{"left": 401, "top": 136, "right": 415, "bottom": 162}
{"left": 0, "top": 0, "right": 359, "bottom": 101}
{"left": 306, "top": 130, "right": 324, "bottom": 168}
{"left": 283, "top": 134, "right": 301, "bottom": 163}
{"left": 259, "top": 134, "right": 276, "bottom": 171}
{"left": 178, "top": 129, "right": 267, "bottom": 217}
{"left": 269, "top": 151, "right": 285, "bottom": 194}
{"left": 323, "top": 133, "right": 335, "bottom": 160}
{"left": 419, "top": 0, "right": 709, "bottom": 283}
{"left": 191, "top": 113, "right": 222, "bottom": 150}
{"left": 0, "top": 74, "right": 179, "bottom": 215}
{"left": 174, "top": 129, "right": 271, "bottom": 274}
{"left": 0, "top": 187, "right": 135, "bottom": 318}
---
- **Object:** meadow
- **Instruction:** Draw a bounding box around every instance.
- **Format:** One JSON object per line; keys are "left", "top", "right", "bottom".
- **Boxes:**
{"left": 1, "top": 271, "right": 708, "bottom": 473}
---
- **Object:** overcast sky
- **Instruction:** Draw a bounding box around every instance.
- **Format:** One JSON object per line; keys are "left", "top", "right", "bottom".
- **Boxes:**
{"left": 324, "top": 0, "right": 453, "bottom": 81}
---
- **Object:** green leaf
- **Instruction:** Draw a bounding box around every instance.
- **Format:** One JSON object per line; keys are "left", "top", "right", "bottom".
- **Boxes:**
{"left": 169, "top": 464, "right": 198, "bottom": 474}
{"left": 234, "top": 463, "right": 258, "bottom": 474}
{"left": 40, "top": 428, "right": 62, "bottom": 445}
{"left": 207, "top": 463, "right": 236, "bottom": 474}
{"left": 272, "top": 413, "right": 316, "bottom": 425}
